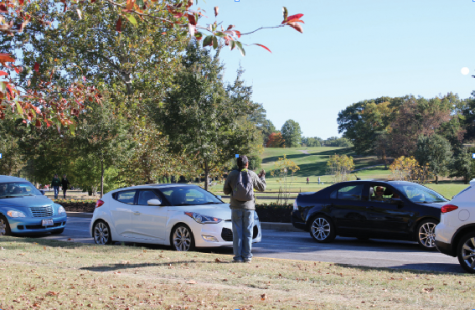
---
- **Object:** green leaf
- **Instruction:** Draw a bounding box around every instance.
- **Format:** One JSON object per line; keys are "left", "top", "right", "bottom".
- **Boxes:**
{"left": 126, "top": 14, "right": 138, "bottom": 26}
{"left": 15, "top": 100, "right": 23, "bottom": 114}
{"left": 203, "top": 35, "right": 213, "bottom": 47}
{"left": 212, "top": 36, "right": 218, "bottom": 49}
{"left": 235, "top": 41, "right": 245, "bottom": 56}
{"left": 136, "top": 0, "right": 144, "bottom": 8}
{"left": 69, "top": 120, "right": 76, "bottom": 136}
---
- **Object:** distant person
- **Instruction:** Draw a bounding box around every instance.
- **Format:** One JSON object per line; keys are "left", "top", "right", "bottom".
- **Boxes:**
{"left": 51, "top": 174, "right": 61, "bottom": 199}
{"left": 223, "top": 155, "right": 266, "bottom": 263}
{"left": 372, "top": 186, "right": 386, "bottom": 201}
{"left": 61, "top": 175, "right": 70, "bottom": 199}
{"left": 306, "top": 177, "right": 309, "bottom": 184}
{"left": 318, "top": 177, "right": 321, "bottom": 184}
{"left": 0, "top": 183, "right": 7, "bottom": 196}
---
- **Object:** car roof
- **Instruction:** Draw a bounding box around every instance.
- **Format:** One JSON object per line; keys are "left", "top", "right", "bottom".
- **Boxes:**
{"left": 0, "top": 175, "right": 30, "bottom": 183}
{"left": 109, "top": 183, "right": 201, "bottom": 193}
{"left": 333, "top": 180, "right": 423, "bottom": 186}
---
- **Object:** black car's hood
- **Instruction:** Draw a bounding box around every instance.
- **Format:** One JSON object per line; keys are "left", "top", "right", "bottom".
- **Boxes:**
{"left": 0, "top": 195, "right": 54, "bottom": 208}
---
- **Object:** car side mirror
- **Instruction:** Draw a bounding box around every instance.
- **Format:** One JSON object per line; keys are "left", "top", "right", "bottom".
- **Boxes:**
{"left": 40, "top": 190, "right": 45, "bottom": 195}
{"left": 147, "top": 198, "right": 162, "bottom": 206}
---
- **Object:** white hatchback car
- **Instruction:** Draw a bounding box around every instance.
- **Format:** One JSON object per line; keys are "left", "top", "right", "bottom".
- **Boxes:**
{"left": 435, "top": 179, "right": 475, "bottom": 273}
{"left": 89, "top": 184, "right": 262, "bottom": 251}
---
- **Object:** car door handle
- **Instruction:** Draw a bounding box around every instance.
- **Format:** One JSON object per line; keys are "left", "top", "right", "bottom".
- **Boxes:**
{"left": 134, "top": 212, "right": 140, "bottom": 215}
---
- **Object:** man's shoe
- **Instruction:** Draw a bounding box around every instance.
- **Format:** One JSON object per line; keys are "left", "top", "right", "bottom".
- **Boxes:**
{"left": 243, "top": 258, "right": 252, "bottom": 263}
{"left": 233, "top": 259, "right": 243, "bottom": 263}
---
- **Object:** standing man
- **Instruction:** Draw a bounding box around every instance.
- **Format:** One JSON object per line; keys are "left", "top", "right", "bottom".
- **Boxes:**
{"left": 61, "top": 175, "right": 70, "bottom": 199}
{"left": 223, "top": 155, "right": 266, "bottom": 263}
{"left": 51, "top": 174, "right": 61, "bottom": 199}
{"left": 306, "top": 177, "right": 309, "bottom": 184}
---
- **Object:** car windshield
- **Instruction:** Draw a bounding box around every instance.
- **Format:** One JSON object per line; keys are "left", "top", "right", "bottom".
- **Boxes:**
{"left": 0, "top": 182, "right": 42, "bottom": 198}
{"left": 159, "top": 186, "right": 223, "bottom": 206}
{"left": 391, "top": 183, "right": 448, "bottom": 203}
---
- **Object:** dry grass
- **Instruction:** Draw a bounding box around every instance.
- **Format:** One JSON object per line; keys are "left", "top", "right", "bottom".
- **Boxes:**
{"left": 0, "top": 236, "right": 473, "bottom": 310}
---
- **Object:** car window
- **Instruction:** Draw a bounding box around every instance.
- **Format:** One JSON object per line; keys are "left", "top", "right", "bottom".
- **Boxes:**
{"left": 392, "top": 183, "right": 447, "bottom": 203}
{"left": 158, "top": 186, "right": 222, "bottom": 206}
{"left": 0, "top": 182, "right": 41, "bottom": 198}
{"left": 335, "top": 185, "right": 363, "bottom": 201}
{"left": 115, "top": 190, "right": 137, "bottom": 205}
{"left": 369, "top": 186, "right": 395, "bottom": 202}
{"left": 137, "top": 190, "right": 160, "bottom": 205}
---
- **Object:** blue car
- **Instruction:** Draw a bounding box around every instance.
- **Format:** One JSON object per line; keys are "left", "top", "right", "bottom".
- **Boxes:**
{"left": 0, "top": 175, "right": 67, "bottom": 236}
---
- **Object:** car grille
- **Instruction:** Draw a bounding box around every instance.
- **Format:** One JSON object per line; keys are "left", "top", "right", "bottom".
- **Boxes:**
{"left": 30, "top": 205, "right": 53, "bottom": 218}
{"left": 221, "top": 226, "right": 259, "bottom": 242}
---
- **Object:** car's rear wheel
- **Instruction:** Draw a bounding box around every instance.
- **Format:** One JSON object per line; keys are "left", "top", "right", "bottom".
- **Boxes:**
{"left": 51, "top": 228, "right": 64, "bottom": 235}
{"left": 171, "top": 224, "right": 195, "bottom": 251}
{"left": 416, "top": 219, "right": 438, "bottom": 250}
{"left": 457, "top": 232, "right": 475, "bottom": 273}
{"left": 93, "top": 221, "right": 113, "bottom": 245}
{"left": 0, "top": 215, "right": 11, "bottom": 236}
{"left": 309, "top": 215, "right": 336, "bottom": 243}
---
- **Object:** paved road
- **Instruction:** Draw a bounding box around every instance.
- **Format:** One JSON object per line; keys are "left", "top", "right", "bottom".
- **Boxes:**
{"left": 38, "top": 215, "right": 464, "bottom": 274}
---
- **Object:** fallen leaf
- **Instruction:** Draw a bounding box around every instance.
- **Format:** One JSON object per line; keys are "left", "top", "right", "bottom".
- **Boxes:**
{"left": 261, "top": 293, "right": 267, "bottom": 301}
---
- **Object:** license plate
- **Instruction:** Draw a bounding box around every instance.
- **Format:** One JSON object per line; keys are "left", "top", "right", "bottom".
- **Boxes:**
{"left": 42, "top": 219, "right": 53, "bottom": 227}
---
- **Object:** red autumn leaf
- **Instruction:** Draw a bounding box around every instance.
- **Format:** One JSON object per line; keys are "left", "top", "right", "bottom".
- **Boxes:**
{"left": 116, "top": 17, "right": 122, "bottom": 32}
{"left": 254, "top": 43, "right": 272, "bottom": 53}
{"left": 0, "top": 4, "right": 7, "bottom": 13}
{"left": 234, "top": 30, "right": 241, "bottom": 38}
{"left": 0, "top": 71, "right": 7, "bottom": 76}
{"left": 186, "top": 0, "right": 193, "bottom": 9}
{"left": 126, "top": 0, "right": 134, "bottom": 11}
{"left": 227, "top": 24, "right": 235, "bottom": 30}
{"left": 19, "top": 0, "right": 24, "bottom": 5}
{"left": 0, "top": 54, "right": 15, "bottom": 63}
{"left": 282, "top": 13, "right": 304, "bottom": 24}
{"left": 286, "top": 18, "right": 304, "bottom": 24}
{"left": 214, "top": 6, "right": 218, "bottom": 17}
{"left": 91, "top": 0, "right": 96, "bottom": 2}
{"left": 34, "top": 62, "right": 39, "bottom": 73}
{"left": 35, "top": 119, "right": 41, "bottom": 128}
{"left": 288, "top": 22, "right": 303, "bottom": 33}
{"left": 187, "top": 13, "right": 197, "bottom": 25}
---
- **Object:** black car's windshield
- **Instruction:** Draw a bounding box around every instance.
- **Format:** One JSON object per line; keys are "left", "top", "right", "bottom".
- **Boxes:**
{"left": 392, "top": 183, "right": 448, "bottom": 203}
{"left": 0, "top": 182, "right": 42, "bottom": 198}
{"left": 159, "top": 186, "right": 223, "bottom": 206}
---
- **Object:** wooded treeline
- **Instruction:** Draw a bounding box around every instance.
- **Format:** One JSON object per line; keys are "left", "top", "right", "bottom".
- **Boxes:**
{"left": 337, "top": 92, "right": 475, "bottom": 183}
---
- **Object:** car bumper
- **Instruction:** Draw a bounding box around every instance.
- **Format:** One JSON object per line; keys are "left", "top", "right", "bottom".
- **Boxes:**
{"left": 435, "top": 240, "right": 454, "bottom": 257}
{"left": 435, "top": 221, "right": 457, "bottom": 257}
{"left": 193, "top": 220, "right": 262, "bottom": 248}
{"left": 8, "top": 215, "right": 67, "bottom": 234}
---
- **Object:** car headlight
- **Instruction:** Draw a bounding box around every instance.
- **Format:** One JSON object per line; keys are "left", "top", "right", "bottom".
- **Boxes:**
{"left": 7, "top": 210, "right": 26, "bottom": 218}
{"left": 58, "top": 205, "right": 66, "bottom": 215}
{"left": 184, "top": 212, "right": 222, "bottom": 224}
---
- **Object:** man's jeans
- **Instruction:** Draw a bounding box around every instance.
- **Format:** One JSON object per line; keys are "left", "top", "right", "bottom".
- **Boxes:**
{"left": 53, "top": 186, "right": 59, "bottom": 199}
{"left": 231, "top": 209, "right": 254, "bottom": 261}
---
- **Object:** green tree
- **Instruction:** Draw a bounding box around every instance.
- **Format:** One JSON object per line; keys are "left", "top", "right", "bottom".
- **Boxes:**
{"left": 156, "top": 44, "right": 260, "bottom": 190}
{"left": 415, "top": 134, "right": 453, "bottom": 184}
{"left": 281, "top": 119, "right": 302, "bottom": 148}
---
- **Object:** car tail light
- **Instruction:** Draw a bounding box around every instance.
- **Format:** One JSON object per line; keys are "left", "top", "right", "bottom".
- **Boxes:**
{"left": 441, "top": 204, "right": 458, "bottom": 213}
{"left": 95, "top": 200, "right": 105, "bottom": 208}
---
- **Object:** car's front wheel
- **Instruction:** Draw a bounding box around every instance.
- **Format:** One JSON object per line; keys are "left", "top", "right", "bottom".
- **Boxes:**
{"left": 171, "top": 224, "right": 195, "bottom": 251}
{"left": 309, "top": 215, "right": 336, "bottom": 243}
{"left": 0, "top": 215, "right": 11, "bottom": 236}
{"left": 416, "top": 219, "right": 438, "bottom": 250}
{"left": 457, "top": 232, "right": 475, "bottom": 273}
{"left": 93, "top": 221, "right": 113, "bottom": 245}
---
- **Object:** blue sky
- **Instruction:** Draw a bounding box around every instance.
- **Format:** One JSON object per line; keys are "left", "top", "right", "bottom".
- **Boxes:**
{"left": 195, "top": 0, "right": 475, "bottom": 139}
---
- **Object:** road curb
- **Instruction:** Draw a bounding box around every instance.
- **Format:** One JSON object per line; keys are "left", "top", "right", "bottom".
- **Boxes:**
{"left": 66, "top": 212, "right": 303, "bottom": 232}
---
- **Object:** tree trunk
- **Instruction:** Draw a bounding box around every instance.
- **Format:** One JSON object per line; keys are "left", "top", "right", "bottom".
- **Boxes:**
{"left": 100, "top": 156, "right": 104, "bottom": 198}
{"left": 204, "top": 160, "right": 209, "bottom": 191}
{"left": 435, "top": 174, "right": 439, "bottom": 184}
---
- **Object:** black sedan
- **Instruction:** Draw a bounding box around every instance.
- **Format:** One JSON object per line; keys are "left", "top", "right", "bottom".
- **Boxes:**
{"left": 291, "top": 180, "right": 448, "bottom": 250}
